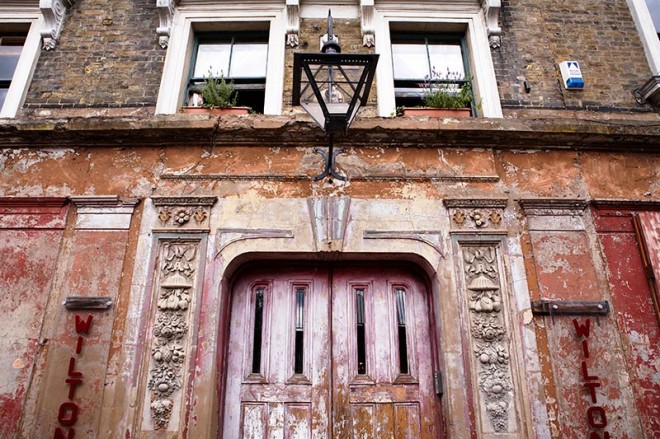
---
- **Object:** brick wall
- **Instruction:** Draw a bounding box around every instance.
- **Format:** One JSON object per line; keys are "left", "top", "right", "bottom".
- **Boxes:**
{"left": 18, "top": 0, "right": 655, "bottom": 114}
{"left": 493, "top": 0, "right": 653, "bottom": 111}
{"left": 23, "top": 0, "right": 163, "bottom": 110}
{"left": 283, "top": 18, "right": 376, "bottom": 111}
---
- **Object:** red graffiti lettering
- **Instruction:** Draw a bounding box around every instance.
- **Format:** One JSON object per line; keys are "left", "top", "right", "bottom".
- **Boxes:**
{"left": 573, "top": 318, "right": 591, "bottom": 338}
{"left": 76, "top": 336, "right": 84, "bottom": 355}
{"left": 581, "top": 361, "right": 598, "bottom": 382}
{"left": 54, "top": 427, "right": 75, "bottom": 439}
{"left": 587, "top": 406, "right": 608, "bottom": 429}
{"left": 57, "top": 402, "right": 79, "bottom": 427}
{"left": 583, "top": 381, "right": 600, "bottom": 403}
{"left": 75, "top": 315, "right": 93, "bottom": 334}
{"left": 68, "top": 357, "right": 82, "bottom": 378}
{"left": 582, "top": 340, "right": 590, "bottom": 358}
{"left": 589, "top": 432, "right": 610, "bottom": 439}
{"left": 65, "top": 378, "right": 83, "bottom": 400}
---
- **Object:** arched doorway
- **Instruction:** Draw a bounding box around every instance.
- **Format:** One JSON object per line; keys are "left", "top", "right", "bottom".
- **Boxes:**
{"left": 221, "top": 261, "right": 444, "bottom": 438}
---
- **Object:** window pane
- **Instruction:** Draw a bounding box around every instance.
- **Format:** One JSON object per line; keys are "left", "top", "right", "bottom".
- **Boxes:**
{"left": 392, "top": 43, "right": 429, "bottom": 79}
{"left": 193, "top": 43, "right": 231, "bottom": 78}
{"left": 647, "top": 0, "right": 660, "bottom": 33}
{"left": 355, "top": 289, "right": 367, "bottom": 375}
{"left": 0, "top": 88, "right": 7, "bottom": 110}
{"left": 428, "top": 44, "right": 465, "bottom": 80}
{"left": 251, "top": 288, "right": 265, "bottom": 374}
{"left": 395, "top": 289, "right": 409, "bottom": 374}
{"left": 0, "top": 46, "right": 22, "bottom": 82}
{"left": 229, "top": 43, "right": 268, "bottom": 78}
{"left": 294, "top": 288, "right": 304, "bottom": 374}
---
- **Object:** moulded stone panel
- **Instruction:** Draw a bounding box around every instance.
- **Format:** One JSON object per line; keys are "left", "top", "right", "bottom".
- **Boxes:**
{"left": 31, "top": 201, "right": 137, "bottom": 438}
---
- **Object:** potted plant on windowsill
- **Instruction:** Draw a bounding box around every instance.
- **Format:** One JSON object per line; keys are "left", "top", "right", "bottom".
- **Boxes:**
{"left": 182, "top": 71, "right": 249, "bottom": 115}
{"left": 403, "top": 70, "right": 476, "bottom": 118}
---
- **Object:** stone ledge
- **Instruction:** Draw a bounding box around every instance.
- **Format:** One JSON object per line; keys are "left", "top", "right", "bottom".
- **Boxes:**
{"left": 0, "top": 113, "right": 659, "bottom": 151}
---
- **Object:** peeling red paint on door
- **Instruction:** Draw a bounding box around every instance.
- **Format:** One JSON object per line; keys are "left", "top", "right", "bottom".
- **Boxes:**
{"left": 594, "top": 207, "right": 660, "bottom": 436}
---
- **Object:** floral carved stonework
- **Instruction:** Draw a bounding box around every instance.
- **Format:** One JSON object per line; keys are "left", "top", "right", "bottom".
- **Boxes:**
{"left": 444, "top": 198, "right": 507, "bottom": 230}
{"left": 462, "top": 246, "right": 514, "bottom": 432}
{"left": 152, "top": 196, "right": 217, "bottom": 231}
{"left": 147, "top": 241, "right": 198, "bottom": 429}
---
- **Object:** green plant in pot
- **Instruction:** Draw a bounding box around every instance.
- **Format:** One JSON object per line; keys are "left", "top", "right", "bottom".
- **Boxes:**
{"left": 422, "top": 69, "right": 475, "bottom": 110}
{"left": 201, "top": 70, "right": 238, "bottom": 109}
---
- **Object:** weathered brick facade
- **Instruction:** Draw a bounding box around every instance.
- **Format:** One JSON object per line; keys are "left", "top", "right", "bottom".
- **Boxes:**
{"left": 23, "top": 0, "right": 163, "bottom": 110}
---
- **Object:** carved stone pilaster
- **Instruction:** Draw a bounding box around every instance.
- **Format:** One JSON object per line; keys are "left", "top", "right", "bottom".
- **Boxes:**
{"left": 482, "top": 0, "right": 502, "bottom": 49}
{"left": 156, "top": 0, "right": 178, "bottom": 49}
{"left": 147, "top": 240, "right": 199, "bottom": 429}
{"left": 151, "top": 196, "right": 217, "bottom": 232}
{"left": 461, "top": 245, "right": 515, "bottom": 432}
{"left": 444, "top": 198, "right": 508, "bottom": 231}
{"left": 40, "top": 0, "right": 74, "bottom": 50}
{"left": 360, "top": 0, "right": 375, "bottom": 48}
{"left": 286, "top": 0, "right": 300, "bottom": 47}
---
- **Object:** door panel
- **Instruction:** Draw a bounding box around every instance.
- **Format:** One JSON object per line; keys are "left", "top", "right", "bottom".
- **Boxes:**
{"left": 223, "top": 263, "right": 442, "bottom": 438}
{"left": 332, "top": 266, "right": 441, "bottom": 439}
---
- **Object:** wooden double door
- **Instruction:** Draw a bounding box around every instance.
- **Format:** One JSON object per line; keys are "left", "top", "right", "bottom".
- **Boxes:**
{"left": 222, "top": 263, "right": 444, "bottom": 438}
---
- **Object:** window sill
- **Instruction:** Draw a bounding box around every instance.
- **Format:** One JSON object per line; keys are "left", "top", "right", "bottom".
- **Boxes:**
{"left": 402, "top": 107, "right": 472, "bottom": 118}
{"left": 181, "top": 106, "right": 250, "bottom": 115}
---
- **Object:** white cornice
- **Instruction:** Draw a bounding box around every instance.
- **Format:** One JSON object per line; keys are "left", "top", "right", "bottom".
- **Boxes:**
{"left": 39, "top": 0, "right": 74, "bottom": 50}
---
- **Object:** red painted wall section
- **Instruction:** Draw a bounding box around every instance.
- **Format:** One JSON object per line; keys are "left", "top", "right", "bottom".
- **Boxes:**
{"left": 529, "top": 228, "right": 641, "bottom": 437}
{"left": 0, "top": 198, "right": 68, "bottom": 438}
{"left": 531, "top": 231, "right": 601, "bottom": 301}
{"left": 595, "top": 207, "right": 660, "bottom": 436}
{"left": 32, "top": 203, "right": 135, "bottom": 438}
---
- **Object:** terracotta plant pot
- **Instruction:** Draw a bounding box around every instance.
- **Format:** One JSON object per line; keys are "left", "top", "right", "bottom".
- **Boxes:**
{"left": 403, "top": 107, "right": 472, "bottom": 118}
{"left": 181, "top": 106, "right": 250, "bottom": 115}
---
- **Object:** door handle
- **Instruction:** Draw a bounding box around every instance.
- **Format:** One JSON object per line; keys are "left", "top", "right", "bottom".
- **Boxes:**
{"left": 434, "top": 371, "right": 443, "bottom": 396}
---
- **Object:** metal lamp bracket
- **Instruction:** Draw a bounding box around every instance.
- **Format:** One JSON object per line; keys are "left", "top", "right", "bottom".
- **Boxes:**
{"left": 313, "top": 134, "right": 346, "bottom": 181}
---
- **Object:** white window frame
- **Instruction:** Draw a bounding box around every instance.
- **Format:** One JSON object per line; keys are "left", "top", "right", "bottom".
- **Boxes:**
{"left": 628, "top": 0, "right": 660, "bottom": 74}
{"left": 156, "top": 4, "right": 286, "bottom": 115}
{"left": 0, "top": 8, "right": 42, "bottom": 118}
{"left": 374, "top": 6, "right": 503, "bottom": 118}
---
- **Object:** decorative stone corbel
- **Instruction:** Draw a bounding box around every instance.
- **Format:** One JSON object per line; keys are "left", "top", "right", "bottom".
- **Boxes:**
{"left": 482, "top": 0, "right": 502, "bottom": 49}
{"left": 360, "top": 0, "right": 375, "bottom": 48}
{"left": 286, "top": 0, "right": 300, "bottom": 47}
{"left": 156, "top": 0, "right": 177, "bottom": 49}
{"left": 308, "top": 196, "right": 351, "bottom": 252}
{"left": 40, "top": 0, "right": 74, "bottom": 50}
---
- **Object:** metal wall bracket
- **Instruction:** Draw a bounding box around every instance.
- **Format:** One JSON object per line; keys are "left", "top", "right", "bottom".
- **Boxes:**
{"left": 63, "top": 296, "right": 114, "bottom": 310}
{"left": 531, "top": 299, "right": 610, "bottom": 317}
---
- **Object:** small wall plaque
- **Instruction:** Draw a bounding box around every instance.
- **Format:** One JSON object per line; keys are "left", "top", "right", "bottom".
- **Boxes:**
{"left": 63, "top": 297, "right": 113, "bottom": 310}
